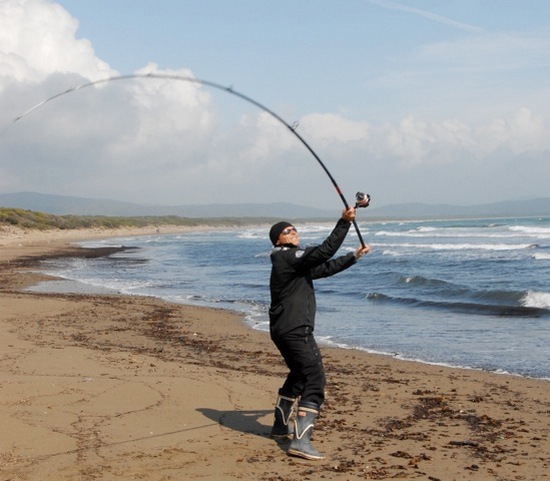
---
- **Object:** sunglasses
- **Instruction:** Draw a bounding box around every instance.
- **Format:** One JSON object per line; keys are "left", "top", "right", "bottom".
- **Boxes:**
{"left": 281, "top": 227, "right": 297, "bottom": 235}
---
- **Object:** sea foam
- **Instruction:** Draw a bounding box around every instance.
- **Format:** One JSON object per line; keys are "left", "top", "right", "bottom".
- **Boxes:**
{"left": 521, "top": 291, "right": 550, "bottom": 309}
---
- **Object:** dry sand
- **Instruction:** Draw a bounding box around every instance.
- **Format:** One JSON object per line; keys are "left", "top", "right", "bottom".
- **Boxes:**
{"left": 1, "top": 227, "right": 549, "bottom": 480}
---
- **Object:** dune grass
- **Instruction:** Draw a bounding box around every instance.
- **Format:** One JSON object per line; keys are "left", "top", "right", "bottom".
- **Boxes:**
{"left": 0, "top": 207, "right": 271, "bottom": 231}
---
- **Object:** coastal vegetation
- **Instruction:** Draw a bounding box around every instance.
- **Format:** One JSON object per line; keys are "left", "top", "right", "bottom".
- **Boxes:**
{"left": 0, "top": 207, "right": 269, "bottom": 231}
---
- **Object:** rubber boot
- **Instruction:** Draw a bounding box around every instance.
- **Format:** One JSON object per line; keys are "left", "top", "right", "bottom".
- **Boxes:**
{"left": 287, "top": 401, "right": 325, "bottom": 460}
{"left": 270, "top": 394, "right": 296, "bottom": 439}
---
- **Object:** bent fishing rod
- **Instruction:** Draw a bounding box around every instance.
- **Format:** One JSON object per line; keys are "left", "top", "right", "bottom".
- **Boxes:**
{"left": 8, "top": 73, "right": 370, "bottom": 246}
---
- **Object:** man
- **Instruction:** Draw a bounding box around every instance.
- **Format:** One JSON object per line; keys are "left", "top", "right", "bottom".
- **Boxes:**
{"left": 268, "top": 207, "right": 370, "bottom": 460}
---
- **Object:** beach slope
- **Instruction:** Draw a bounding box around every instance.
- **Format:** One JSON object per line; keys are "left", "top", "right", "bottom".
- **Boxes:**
{"left": 1, "top": 228, "right": 549, "bottom": 480}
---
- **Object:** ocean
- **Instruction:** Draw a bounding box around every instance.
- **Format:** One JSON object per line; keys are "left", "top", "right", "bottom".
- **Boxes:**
{"left": 33, "top": 216, "right": 550, "bottom": 380}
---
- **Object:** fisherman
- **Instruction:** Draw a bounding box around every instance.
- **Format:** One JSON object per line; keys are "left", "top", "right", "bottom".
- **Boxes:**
{"left": 268, "top": 207, "right": 370, "bottom": 460}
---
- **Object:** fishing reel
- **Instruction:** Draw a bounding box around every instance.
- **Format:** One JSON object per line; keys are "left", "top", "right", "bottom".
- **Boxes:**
{"left": 355, "top": 192, "right": 371, "bottom": 209}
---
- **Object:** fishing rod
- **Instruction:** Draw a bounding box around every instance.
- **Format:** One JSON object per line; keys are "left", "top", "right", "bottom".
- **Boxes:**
{"left": 7, "top": 73, "right": 370, "bottom": 245}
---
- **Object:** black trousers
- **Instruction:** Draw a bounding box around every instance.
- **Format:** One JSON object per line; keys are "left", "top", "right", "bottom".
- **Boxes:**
{"left": 271, "top": 326, "right": 325, "bottom": 407}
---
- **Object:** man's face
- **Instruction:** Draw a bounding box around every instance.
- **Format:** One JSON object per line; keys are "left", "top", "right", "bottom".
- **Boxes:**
{"left": 277, "top": 226, "right": 299, "bottom": 247}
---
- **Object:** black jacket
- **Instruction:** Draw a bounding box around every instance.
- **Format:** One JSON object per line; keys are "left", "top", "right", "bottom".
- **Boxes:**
{"left": 269, "top": 218, "right": 357, "bottom": 338}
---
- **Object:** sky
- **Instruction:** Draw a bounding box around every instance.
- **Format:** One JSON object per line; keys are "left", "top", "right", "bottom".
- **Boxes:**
{"left": 0, "top": 0, "right": 549, "bottom": 210}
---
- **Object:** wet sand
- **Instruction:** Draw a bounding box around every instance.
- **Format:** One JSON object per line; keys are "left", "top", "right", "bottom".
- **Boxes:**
{"left": 1, "top": 227, "right": 549, "bottom": 480}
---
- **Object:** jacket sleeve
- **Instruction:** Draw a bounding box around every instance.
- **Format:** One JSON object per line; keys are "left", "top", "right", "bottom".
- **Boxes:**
{"left": 297, "top": 218, "right": 351, "bottom": 269}
{"left": 310, "top": 252, "right": 357, "bottom": 280}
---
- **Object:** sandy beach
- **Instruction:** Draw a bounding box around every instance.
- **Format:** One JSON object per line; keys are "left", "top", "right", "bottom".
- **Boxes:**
{"left": 1, "top": 227, "right": 549, "bottom": 480}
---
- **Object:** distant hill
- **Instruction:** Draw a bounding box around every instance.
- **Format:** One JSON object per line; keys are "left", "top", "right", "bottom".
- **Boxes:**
{"left": 368, "top": 198, "right": 550, "bottom": 219}
{"left": 0, "top": 191, "right": 548, "bottom": 220}
{"left": 0, "top": 191, "right": 334, "bottom": 219}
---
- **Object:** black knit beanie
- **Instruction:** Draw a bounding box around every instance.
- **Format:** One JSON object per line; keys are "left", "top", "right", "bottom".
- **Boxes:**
{"left": 269, "top": 221, "right": 293, "bottom": 246}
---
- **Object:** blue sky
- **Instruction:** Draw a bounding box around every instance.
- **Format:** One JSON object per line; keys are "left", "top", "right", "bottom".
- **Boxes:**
{"left": 1, "top": 0, "right": 549, "bottom": 210}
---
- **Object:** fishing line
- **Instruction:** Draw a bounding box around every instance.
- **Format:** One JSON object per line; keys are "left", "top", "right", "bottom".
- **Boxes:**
{"left": 6, "top": 73, "right": 368, "bottom": 245}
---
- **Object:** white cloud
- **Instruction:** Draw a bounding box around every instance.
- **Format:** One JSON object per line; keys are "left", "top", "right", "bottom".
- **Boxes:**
{"left": 0, "top": 0, "right": 114, "bottom": 88}
{"left": 106, "top": 64, "right": 218, "bottom": 159}
{"left": 479, "top": 108, "right": 548, "bottom": 155}
{"left": 364, "top": 0, "right": 483, "bottom": 33}
{"left": 290, "top": 109, "right": 549, "bottom": 166}
{"left": 236, "top": 111, "right": 296, "bottom": 161}
{"left": 382, "top": 116, "right": 435, "bottom": 165}
{"left": 369, "top": 28, "right": 550, "bottom": 125}
{"left": 0, "top": 0, "right": 548, "bottom": 208}
{"left": 300, "top": 113, "right": 371, "bottom": 146}
{"left": 416, "top": 30, "right": 550, "bottom": 73}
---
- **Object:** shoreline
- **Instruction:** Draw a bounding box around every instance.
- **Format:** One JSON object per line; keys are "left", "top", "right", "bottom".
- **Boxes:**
{"left": 1, "top": 227, "right": 549, "bottom": 480}
{"left": 15, "top": 226, "right": 549, "bottom": 383}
